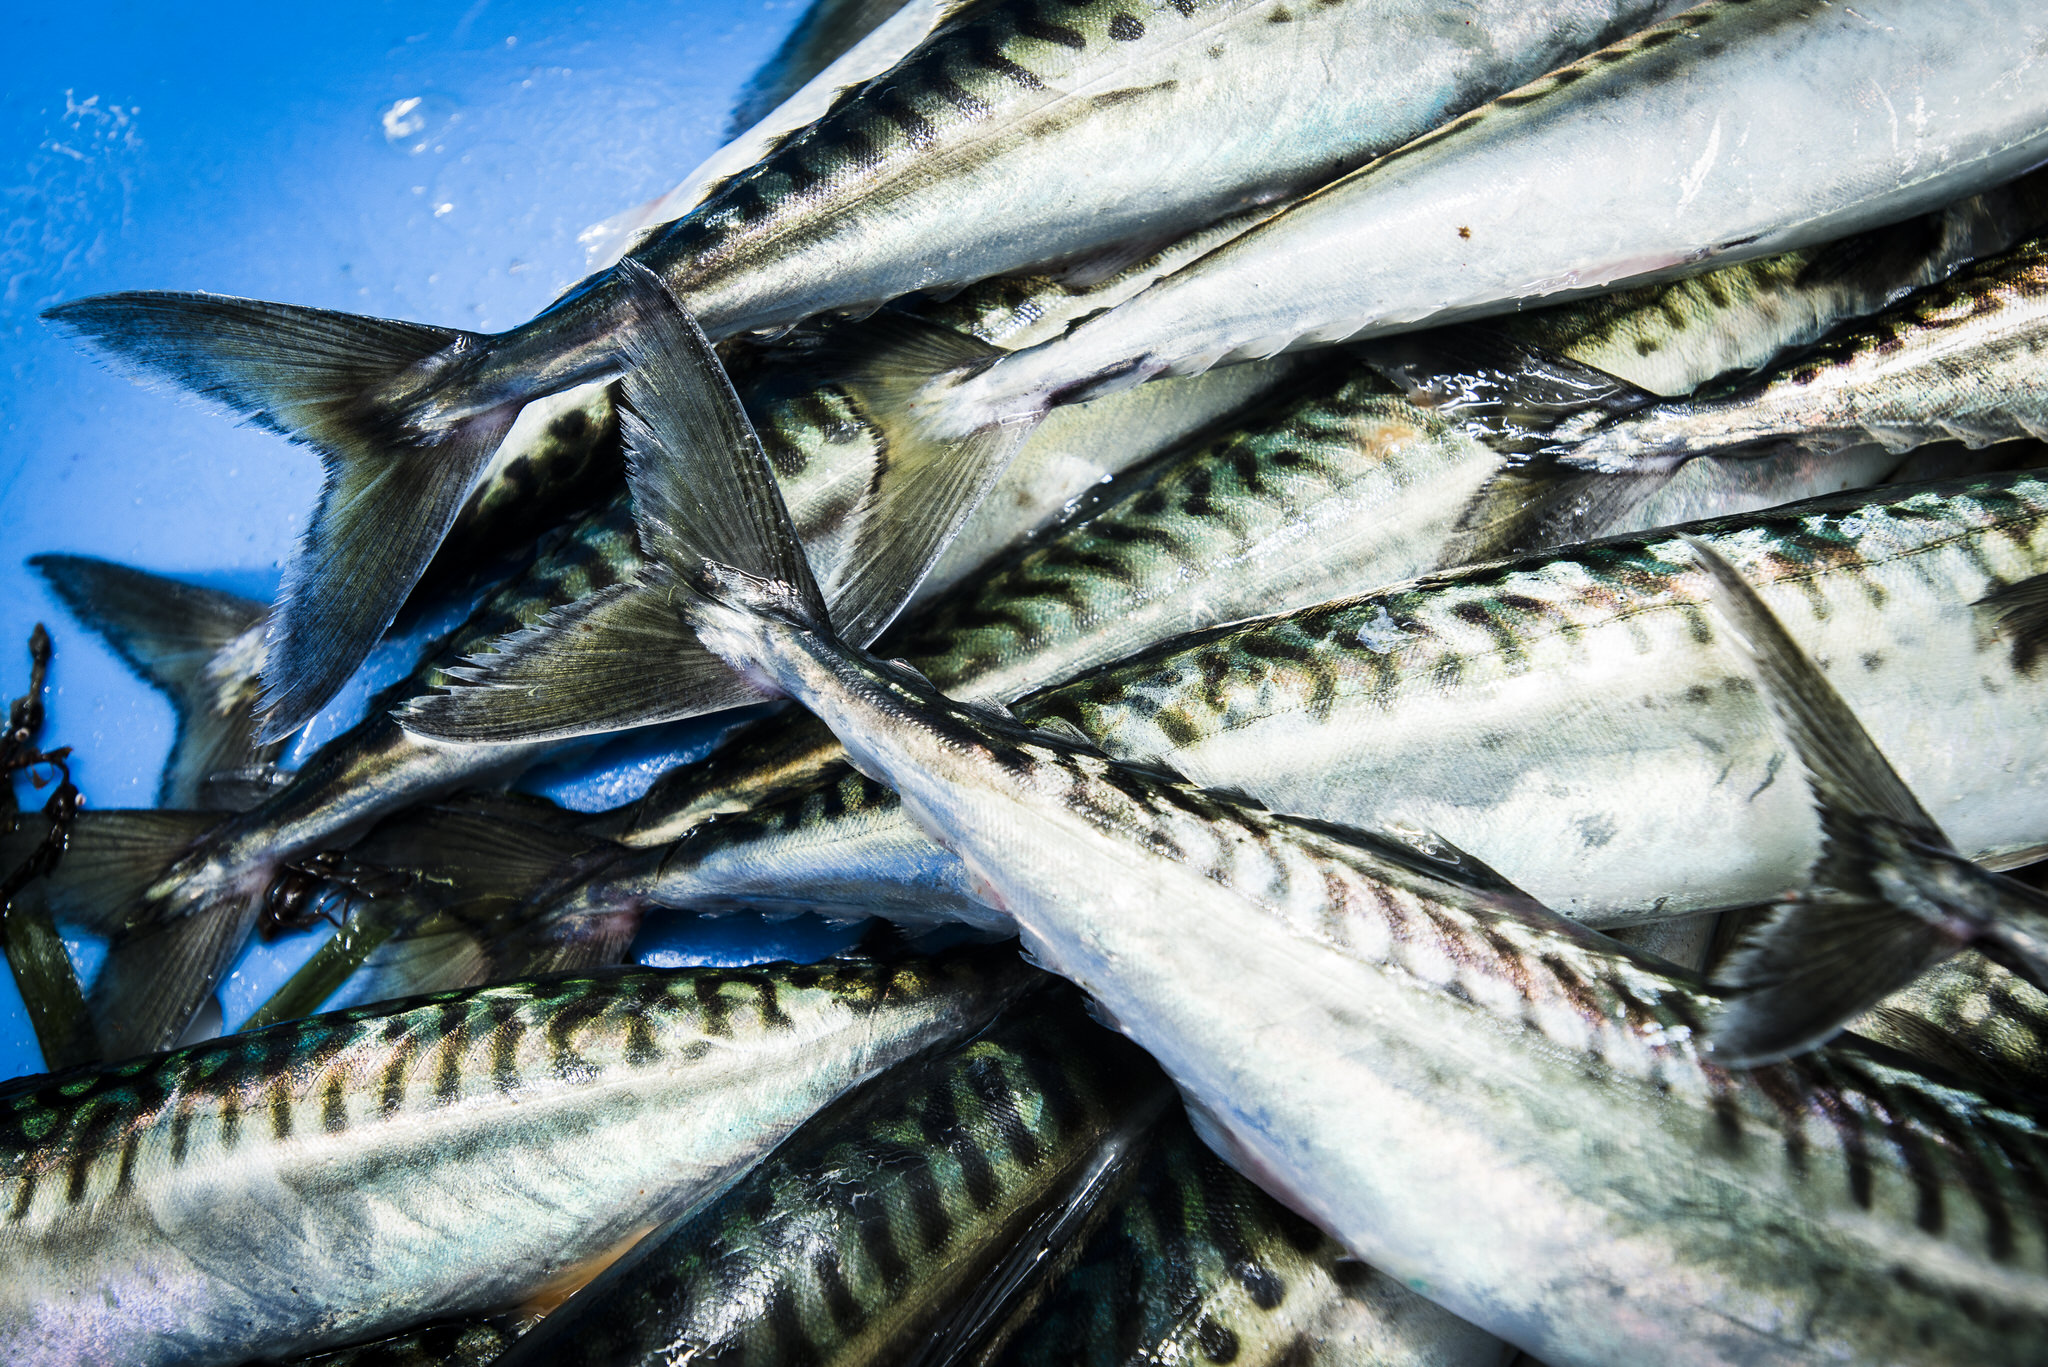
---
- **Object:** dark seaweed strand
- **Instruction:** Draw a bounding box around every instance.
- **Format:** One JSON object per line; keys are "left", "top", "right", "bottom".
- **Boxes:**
{"left": 0, "top": 958, "right": 978, "bottom": 1226}
{"left": 638, "top": 0, "right": 1230, "bottom": 284}
{"left": 991, "top": 1116, "right": 1344, "bottom": 1367}
{"left": 894, "top": 368, "right": 1430, "bottom": 691}
{"left": 515, "top": 996, "right": 1158, "bottom": 1366}
{"left": 1021, "top": 473, "right": 2048, "bottom": 745}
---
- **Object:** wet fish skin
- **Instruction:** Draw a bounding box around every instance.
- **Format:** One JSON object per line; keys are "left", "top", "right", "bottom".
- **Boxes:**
{"left": 478, "top": 0, "right": 1683, "bottom": 382}
{"left": 687, "top": 526, "right": 2048, "bottom": 1366}
{"left": 1023, "top": 474, "right": 2048, "bottom": 924}
{"left": 1498, "top": 169, "right": 2048, "bottom": 398}
{"left": 924, "top": 0, "right": 2048, "bottom": 442}
{"left": 986, "top": 1116, "right": 1509, "bottom": 1367}
{"left": 581, "top": 292, "right": 2048, "bottom": 1364}
{"left": 495, "top": 992, "right": 1167, "bottom": 1367}
{"left": 0, "top": 949, "right": 1028, "bottom": 1367}
{"left": 1851, "top": 952, "right": 2048, "bottom": 1103}
{"left": 1560, "top": 234, "right": 2048, "bottom": 473}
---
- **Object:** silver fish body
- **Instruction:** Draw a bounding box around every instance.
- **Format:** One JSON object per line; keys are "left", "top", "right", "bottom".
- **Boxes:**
{"left": 697, "top": 572, "right": 2048, "bottom": 1367}
{"left": 1028, "top": 474, "right": 2048, "bottom": 923}
{"left": 617, "top": 0, "right": 1684, "bottom": 342}
{"left": 927, "top": 0, "right": 2048, "bottom": 439}
{"left": 0, "top": 951, "right": 1025, "bottom": 1366}
{"left": 1561, "top": 235, "right": 2048, "bottom": 472}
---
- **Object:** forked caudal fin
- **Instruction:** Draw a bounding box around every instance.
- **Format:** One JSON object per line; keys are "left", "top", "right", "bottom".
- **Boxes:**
{"left": 32, "top": 554, "right": 282, "bottom": 809}
{"left": 1686, "top": 536, "right": 2048, "bottom": 1065}
{"left": 400, "top": 265, "right": 1025, "bottom": 744}
{"left": 41, "top": 289, "right": 516, "bottom": 742}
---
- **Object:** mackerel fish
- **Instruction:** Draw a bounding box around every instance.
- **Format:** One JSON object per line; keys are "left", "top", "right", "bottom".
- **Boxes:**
{"left": 590, "top": 294, "right": 2048, "bottom": 1366}
{"left": 533, "top": 454, "right": 2011, "bottom": 936}
{"left": 1552, "top": 232, "right": 2048, "bottom": 474}
{"left": 591, "top": 177, "right": 2048, "bottom": 856}
{"left": 495, "top": 991, "right": 1169, "bottom": 1367}
{"left": 44, "top": 0, "right": 1679, "bottom": 740}
{"left": 30, "top": 243, "right": 1285, "bottom": 1059}
{"left": 986, "top": 1115, "right": 1510, "bottom": 1367}
{"left": 1024, "top": 473, "right": 2048, "bottom": 923}
{"left": 899, "top": 0, "right": 2048, "bottom": 475}
{"left": 0, "top": 948, "right": 1027, "bottom": 1366}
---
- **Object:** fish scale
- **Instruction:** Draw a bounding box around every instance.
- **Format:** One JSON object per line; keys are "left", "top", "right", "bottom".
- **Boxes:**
{"left": 496, "top": 997, "right": 1170, "bottom": 1365}
{"left": 1023, "top": 474, "right": 2048, "bottom": 920}
{"left": 0, "top": 951, "right": 1028, "bottom": 1366}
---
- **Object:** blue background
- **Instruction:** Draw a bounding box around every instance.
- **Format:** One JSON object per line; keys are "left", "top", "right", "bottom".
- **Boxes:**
{"left": 1, "top": 0, "right": 866, "bottom": 1078}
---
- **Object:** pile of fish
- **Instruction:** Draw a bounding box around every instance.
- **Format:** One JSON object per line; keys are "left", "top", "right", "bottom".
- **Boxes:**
{"left": 11, "top": 0, "right": 2048, "bottom": 1360}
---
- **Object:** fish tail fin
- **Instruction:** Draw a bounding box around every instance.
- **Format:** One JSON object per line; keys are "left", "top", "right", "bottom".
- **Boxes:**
{"left": 30, "top": 554, "right": 281, "bottom": 809}
{"left": 6, "top": 806, "right": 239, "bottom": 1058}
{"left": 1684, "top": 536, "right": 1977, "bottom": 1065}
{"left": 92, "top": 894, "right": 263, "bottom": 1058}
{"left": 1977, "top": 571, "right": 2048, "bottom": 673}
{"left": 401, "top": 264, "right": 1021, "bottom": 743}
{"left": 12, "top": 809, "right": 218, "bottom": 937}
{"left": 818, "top": 311, "right": 1031, "bottom": 644}
{"left": 42, "top": 290, "right": 515, "bottom": 741}
{"left": 1362, "top": 325, "right": 1694, "bottom": 483}
{"left": 1433, "top": 463, "right": 1671, "bottom": 567}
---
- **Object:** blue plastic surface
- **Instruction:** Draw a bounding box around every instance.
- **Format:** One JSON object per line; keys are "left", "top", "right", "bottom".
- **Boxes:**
{"left": 0, "top": 0, "right": 862, "bottom": 1080}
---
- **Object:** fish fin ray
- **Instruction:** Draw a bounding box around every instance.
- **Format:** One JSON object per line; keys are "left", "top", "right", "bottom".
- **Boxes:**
{"left": 259, "top": 403, "right": 517, "bottom": 741}
{"left": 24, "top": 810, "right": 218, "bottom": 936}
{"left": 90, "top": 893, "right": 262, "bottom": 1059}
{"left": 1683, "top": 535, "right": 1943, "bottom": 842}
{"left": 1435, "top": 461, "right": 1670, "bottom": 566}
{"left": 39, "top": 290, "right": 522, "bottom": 740}
{"left": 613, "top": 260, "right": 829, "bottom": 620}
{"left": 1711, "top": 892, "right": 1966, "bottom": 1066}
{"left": 1977, "top": 571, "right": 2048, "bottom": 672}
{"left": 397, "top": 572, "right": 769, "bottom": 743}
{"left": 31, "top": 554, "right": 280, "bottom": 808}
{"left": 819, "top": 312, "right": 1028, "bottom": 645}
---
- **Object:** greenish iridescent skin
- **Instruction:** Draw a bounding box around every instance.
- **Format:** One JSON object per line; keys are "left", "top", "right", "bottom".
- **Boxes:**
{"left": 496, "top": 994, "right": 1167, "bottom": 1367}
{"left": 1563, "top": 235, "right": 2048, "bottom": 472}
{"left": 1500, "top": 171, "right": 2048, "bottom": 398}
{"left": 0, "top": 951, "right": 1027, "bottom": 1367}
{"left": 690, "top": 582, "right": 2048, "bottom": 1367}
{"left": 1852, "top": 952, "right": 2048, "bottom": 1103}
{"left": 1028, "top": 474, "right": 2048, "bottom": 923}
{"left": 987, "top": 1117, "right": 1508, "bottom": 1367}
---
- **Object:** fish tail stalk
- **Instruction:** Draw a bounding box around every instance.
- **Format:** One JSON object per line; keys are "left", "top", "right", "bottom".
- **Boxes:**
{"left": 39, "top": 268, "right": 649, "bottom": 739}
{"left": 398, "top": 263, "right": 1024, "bottom": 747}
